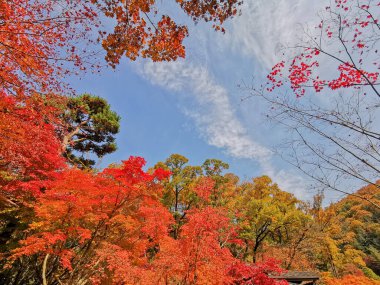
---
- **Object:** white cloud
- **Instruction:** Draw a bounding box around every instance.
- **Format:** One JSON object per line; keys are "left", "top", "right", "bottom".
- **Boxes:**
{"left": 133, "top": 1, "right": 334, "bottom": 198}
{"left": 139, "top": 60, "right": 272, "bottom": 161}
{"left": 223, "top": 0, "right": 327, "bottom": 69}
{"left": 138, "top": 60, "right": 309, "bottom": 198}
{"left": 260, "top": 159, "right": 310, "bottom": 200}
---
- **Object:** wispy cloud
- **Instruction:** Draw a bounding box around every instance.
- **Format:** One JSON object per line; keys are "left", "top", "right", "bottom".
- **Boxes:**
{"left": 133, "top": 0, "right": 330, "bottom": 198}
{"left": 260, "top": 159, "right": 309, "bottom": 200}
{"left": 138, "top": 60, "right": 308, "bottom": 198}
{"left": 223, "top": 0, "right": 327, "bottom": 69}
{"left": 139, "top": 60, "right": 272, "bottom": 161}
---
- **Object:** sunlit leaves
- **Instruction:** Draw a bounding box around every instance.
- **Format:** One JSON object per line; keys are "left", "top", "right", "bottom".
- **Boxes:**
{"left": 0, "top": 93, "right": 64, "bottom": 196}
{"left": 1, "top": 0, "right": 241, "bottom": 96}
{"left": 324, "top": 274, "right": 380, "bottom": 285}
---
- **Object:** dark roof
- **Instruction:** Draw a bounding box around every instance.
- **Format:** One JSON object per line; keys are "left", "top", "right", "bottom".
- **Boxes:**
{"left": 269, "top": 271, "right": 320, "bottom": 281}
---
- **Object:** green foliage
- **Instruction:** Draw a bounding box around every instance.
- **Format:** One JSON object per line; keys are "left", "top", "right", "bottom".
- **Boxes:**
{"left": 202, "top": 158, "right": 229, "bottom": 177}
{"left": 231, "top": 176, "right": 310, "bottom": 263}
{"left": 332, "top": 184, "right": 380, "bottom": 276}
{"left": 157, "top": 154, "right": 201, "bottom": 211}
{"left": 362, "top": 267, "right": 380, "bottom": 281}
{"left": 201, "top": 159, "right": 229, "bottom": 205}
{"left": 154, "top": 154, "right": 232, "bottom": 239}
{"left": 61, "top": 94, "right": 120, "bottom": 168}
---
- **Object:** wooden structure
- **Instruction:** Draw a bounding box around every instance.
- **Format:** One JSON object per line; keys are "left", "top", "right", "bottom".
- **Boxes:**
{"left": 269, "top": 271, "right": 320, "bottom": 285}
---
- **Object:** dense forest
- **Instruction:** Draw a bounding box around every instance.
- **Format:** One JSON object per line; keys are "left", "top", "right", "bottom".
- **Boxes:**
{"left": 1, "top": 149, "right": 379, "bottom": 284}
{"left": 1, "top": 0, "right": 379, "bottom": 284}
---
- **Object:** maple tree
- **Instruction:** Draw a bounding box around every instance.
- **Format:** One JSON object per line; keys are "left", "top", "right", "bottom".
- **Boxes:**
{"left": 1, "top": 0, "right": 242, "bottom": 97}
{"left": 0, "top": 0, "right": 99, "bottom": 96}
{"left": 0, "top": 92, "right": 67, "bottom": 284}
{"left": 2, "top": 157, "right": 171, "bottom": 284}
{"left": 0, "top": 93, "right": 65, "bottom": 197}
{"left": 97, "top": 0, "right": 243, "bottom": 65}
{"left": 1, "top": 156, "right": 287, "bottom": 285}
{"left": 4, "top": 0, "right": 380, "bottom": 283}
{"left": 152, "top": 207, "right": 236, "bottom": 284}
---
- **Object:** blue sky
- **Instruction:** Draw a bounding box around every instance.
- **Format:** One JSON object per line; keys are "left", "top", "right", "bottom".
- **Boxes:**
{"left": 69, "top": 0, "right": 346, "bottom": 202}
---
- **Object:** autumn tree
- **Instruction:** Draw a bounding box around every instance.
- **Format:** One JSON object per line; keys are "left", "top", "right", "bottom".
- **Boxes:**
{"left": 96, "top": 0, "right": 243, "bottom": 65}
{"left": 155, "top": 154, "right": 201, "bottom": 214}
{"left": 245, "top": 0, "right": 380, "bottom": 206}
{"left": 287, "top": 188, "right": 380, "bottom": 279}
{"left": 1, "top": 157, "right": 172, "bottom": 284}
{"left": 331, "top": 183, "right": 380, "bottom": 278}
{"left": 0, "top": 0, "right": 100, "bottom": 96}
{"left": 59, "top": 94, "right": 120, "bottom": 168}
{"left": 1, "top": 156, "right": 287, "bottom": 285}
{"left": 0, "top": 93, "right": 68, "bottom": 283}
{"left": 265, "top": 0, "right": 379, "bottom": 98}
{"left": 230, "top": 176, "right": 310, "bottom": 263}
{"left": 0, "top": 92, "right": 120, "bottom": 254}
{"left": 154, "top": 155, "right": 233, "bottom": 236}
{"left": 0, "top": 93, "right": 65, "bottom": 197}
{"left": 324, "top": 274, "right": 380, "bottom": 285}
{"left": 1, "top": 0, "right": 243, "bottom": 97}
{"left": 298, "top": 194, "right": 350, "bottom": 276}
{"left": 152, "top": 207, "right": 235, "bottom": 284}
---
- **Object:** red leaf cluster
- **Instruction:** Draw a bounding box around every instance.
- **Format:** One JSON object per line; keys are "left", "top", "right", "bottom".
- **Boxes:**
{"left": 0, "top": 93, "right": 65, "bottom": 197}
{"left": 266, "top": 0, "right": 380, "bottom": 97}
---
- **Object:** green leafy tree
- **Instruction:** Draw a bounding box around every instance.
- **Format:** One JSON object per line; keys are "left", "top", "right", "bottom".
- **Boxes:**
{"left": 60, "top": 94, "right": 120, "bottom": 168}
{"left": 201, "top": 159, "right": 229, "bottom": 205}
{"left": 155, "top": 155, "right": 231, "bottom": 238}
{"left": 232, "top": 176, "right": 309, "bottom": 263}
{"left": 155, "top": 154, "right": 202, "bottom": 238}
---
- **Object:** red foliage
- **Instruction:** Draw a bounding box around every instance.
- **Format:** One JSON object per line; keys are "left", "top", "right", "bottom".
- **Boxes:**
{"left": 10, "top": 157, "right": 172, "bottom": 275}
{"left": 0, "top": 93, "right": 65, "bottom": 197}
{"left": 267, "top": 0, "right": 380, "bottom": 97}
{"left": 7, "top": 157, "right": 286, "bottom": 284}
{"left": 0, "top": 0, "right": 99, "bottom": 95}
{"left": 229, "top": 259, "right": 288, "bottom": 285}
{"left": 1, "top": 0, "right": 242, "bottom": 96}
{"left": 193, "top": 177, "right": 216, "bottom": 202}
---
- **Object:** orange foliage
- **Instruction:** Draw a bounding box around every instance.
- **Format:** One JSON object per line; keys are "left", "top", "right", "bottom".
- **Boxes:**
{"left": 1, "top": 0, "right": 242, "bottom": 96}
{"left": 7, "top": 157, "right": 286, "bottom": 284}
{"left": 98, "top": 0, "right": 243, "bottom": 65}
{"left": 324, "top": 274, "right": 380, "bottom": 285}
